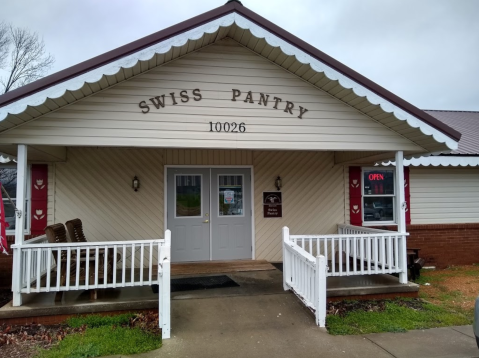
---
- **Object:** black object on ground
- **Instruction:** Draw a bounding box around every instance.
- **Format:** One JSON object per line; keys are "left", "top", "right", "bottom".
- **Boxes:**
{"left": 271, "top": 263, "right": 283, "bottom": 272}
{"left": 151, "top": 275, "right": 239, "bottom": 293}
{"left": 0, "top": 289, "right": 12, "bottom": 307}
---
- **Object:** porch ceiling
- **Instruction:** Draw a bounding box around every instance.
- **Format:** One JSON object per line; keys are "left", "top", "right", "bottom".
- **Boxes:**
{"left": 0, "top": 145, "right": 66, "bottom": 162}
{"left": 0, "top": 4, "right": 459, "bottom": 155}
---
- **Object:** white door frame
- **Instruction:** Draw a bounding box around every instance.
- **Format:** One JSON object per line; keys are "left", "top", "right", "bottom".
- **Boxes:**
{"left": 164, "top": 165, "right": 255, "bottom": 260}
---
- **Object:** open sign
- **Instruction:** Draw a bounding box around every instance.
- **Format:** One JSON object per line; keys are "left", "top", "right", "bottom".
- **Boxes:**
{"left": 368, "top": 173, "right": 384, "bottom": 181}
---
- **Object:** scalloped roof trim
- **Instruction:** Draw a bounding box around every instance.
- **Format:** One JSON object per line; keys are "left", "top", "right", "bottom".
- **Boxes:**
{"left": 0, "top": 13, "right": 458, "bottom": 151}
{"left": 382, "top": 156, "right": 479, "bottom": 167}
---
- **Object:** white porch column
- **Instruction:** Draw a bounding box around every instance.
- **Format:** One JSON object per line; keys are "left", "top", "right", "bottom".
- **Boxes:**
{"left": 12, "top": 144, "right": 27, "bottom": 306}
{"left": 159, "top": 230, "right": 171, "bottom": 339}
{"left": 395, "top": 150, "right": 408, "bottom": 283}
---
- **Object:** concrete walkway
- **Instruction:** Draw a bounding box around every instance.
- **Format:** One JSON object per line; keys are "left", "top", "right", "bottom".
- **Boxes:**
{"left": 117, "top": 292, "right": 478, "bottom": 358}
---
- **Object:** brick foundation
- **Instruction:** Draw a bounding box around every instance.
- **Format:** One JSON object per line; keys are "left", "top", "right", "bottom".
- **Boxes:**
{"left": 379, "top": 223, "right": 479, "bottom": 269}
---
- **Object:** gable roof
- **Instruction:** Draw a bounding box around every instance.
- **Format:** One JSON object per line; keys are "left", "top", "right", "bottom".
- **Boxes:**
{"left": 381, "top": 110, "right": 479, "bottom": 167}
{"left": 426, "top": 110, "right": 479, "bottom": 155}
{"left": 0, "top": 1, "right": 461, "bottom": 153}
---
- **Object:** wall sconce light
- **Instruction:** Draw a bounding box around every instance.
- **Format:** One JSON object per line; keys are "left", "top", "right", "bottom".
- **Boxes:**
{"left": 275, "top": 176, "right": 282, "bottom": 191}
{"left": 132, "top": 176, "right": 140, "bottom": 192}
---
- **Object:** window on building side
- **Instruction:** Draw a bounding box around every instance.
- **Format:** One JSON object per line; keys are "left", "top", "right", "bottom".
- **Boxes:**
{"left": 362, "top": 169, "right": 395, "bottom": 223}
{"left": 0, "top": 167, "right": 29, "bottom": 232}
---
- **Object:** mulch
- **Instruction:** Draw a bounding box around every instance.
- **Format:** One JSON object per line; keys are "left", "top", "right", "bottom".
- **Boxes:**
{"left": 0, "top": 324, "right": 82, "bottom": 358}
{"left": 0, "top": 311, "right": 161, "bottom": 358}
{"left": 327, "top": 298, "right": 425, "bottom": 317}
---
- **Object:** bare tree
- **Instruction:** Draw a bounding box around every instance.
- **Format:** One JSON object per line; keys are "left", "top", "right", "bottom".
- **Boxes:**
{"left": 0, "top": 22, "right": 10, "bottom": 70}
{"left": 0, "top": 25, "right": 54, "bottom": 94}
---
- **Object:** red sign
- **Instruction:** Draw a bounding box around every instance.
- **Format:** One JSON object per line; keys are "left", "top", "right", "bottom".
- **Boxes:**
{"left": 368, "top": 173, "right": 384, "bottom": 181}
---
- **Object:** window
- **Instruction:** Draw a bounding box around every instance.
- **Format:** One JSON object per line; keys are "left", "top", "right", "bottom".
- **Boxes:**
{"left": 175, "top": 175, "right": 202, "bottom": 217}
{"left": 362, "top": 168, "right": 395, "bottom": 223}
{"left": 0, "top": 166, "right": 29, "bottom": 233}
{"left": 218, "top": 175, "right": 243, "bottom": 216}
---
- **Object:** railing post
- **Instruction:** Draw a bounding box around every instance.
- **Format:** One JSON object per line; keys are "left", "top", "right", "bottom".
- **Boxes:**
{"left": 315, "top": 255, "right": 327, "bottom": 327}
{"left": 398, "top": 234, "right": 408, "bottom": 283}
{"left": 11, "top": 246, "right": 22, "bottom": 306}
{"left": 159, "top": 230, "right": 171, "bottom": 339}
{"left": 282, "top": 226, "right": 290, "bottom": 291}
{"left": 12, "top": 144, "right": 28, "bottom": 306}
{"left": 395, "top": 151, "right": 408, "bottom": 283}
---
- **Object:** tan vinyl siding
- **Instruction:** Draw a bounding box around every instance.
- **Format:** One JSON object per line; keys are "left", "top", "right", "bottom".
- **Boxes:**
{"left": 164, "top": 149, "right": 252, "bottom": 165}
{"left": 55, "top": 147, "right": 164, "bottom": 243}
{"left": 410, "top": 167, "right": 479, "bottom": 224}
{"left": 254, "top": 151, "right": 345, "bottom": 261}
{"left": 52, "top": 148, "right": 347, "bottom": 262}
{"left": 0, "top": 39, "right": 422, "bottom": 152}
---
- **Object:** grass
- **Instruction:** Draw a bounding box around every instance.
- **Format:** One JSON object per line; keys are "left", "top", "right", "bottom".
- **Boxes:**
{"left": 327, "top": 265, "right": 479, "bottom": 335}
{"left": 417, "top": 265, "right": 479, "bottom": 318}
{"left": 66, "top": 313, "right": 134, "bottom": 328}
{"left": 327, "top": 299, "right": 471, "bottom": 335}
{"left": 36, "top": 326, "right": 161, "bottom": 358}
{"left": 35, "top": 313, "right": 161, "bottom": 358}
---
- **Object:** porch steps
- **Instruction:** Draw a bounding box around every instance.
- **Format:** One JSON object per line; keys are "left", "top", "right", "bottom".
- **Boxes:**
{"left": 171, "top": 259, "right": 276, "bottom": 276}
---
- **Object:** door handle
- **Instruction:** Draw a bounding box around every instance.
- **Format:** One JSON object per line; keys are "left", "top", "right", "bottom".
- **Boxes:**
{"left": 203, "top": 220, "right": 209, "bottom": 223}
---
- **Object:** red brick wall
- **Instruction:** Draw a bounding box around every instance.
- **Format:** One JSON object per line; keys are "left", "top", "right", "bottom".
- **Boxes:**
{"left": 0, "top": 235, "right": 38, "bottom": 289}
{"left": 380, "top": 223, "right": 479, "bottom": 269}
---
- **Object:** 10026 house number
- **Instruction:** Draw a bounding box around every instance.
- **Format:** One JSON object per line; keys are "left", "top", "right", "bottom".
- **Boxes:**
{"left": 209, "top": 122, "right": 246, "bottom": 133}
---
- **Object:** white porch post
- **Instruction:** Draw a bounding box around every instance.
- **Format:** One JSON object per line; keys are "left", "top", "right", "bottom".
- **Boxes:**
{"left": 12, "top": 144, "right": 27, "bottom": 306}
{"left": 159, "top": 230, "right": 171, "bottom": 339}
{"left": 282, "top": 226, "right": 290, "bottom": 291}
{"left": 315, "top": 255, "right": 327, "bottom": 327}
{"left": 395, "top": 150, "right": 408, "bottom": 283}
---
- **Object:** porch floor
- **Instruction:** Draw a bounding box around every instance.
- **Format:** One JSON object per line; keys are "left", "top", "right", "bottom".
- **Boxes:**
{"left": 0, "top": 263, "right": 419, "bottom": 324}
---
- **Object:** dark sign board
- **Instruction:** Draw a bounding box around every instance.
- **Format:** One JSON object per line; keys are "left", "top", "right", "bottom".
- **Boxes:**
{"left": 263, "top": 192, "right": 282, "bottom": 218}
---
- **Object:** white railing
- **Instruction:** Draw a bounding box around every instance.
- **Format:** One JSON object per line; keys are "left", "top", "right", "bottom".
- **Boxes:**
{"left": 11, "top": 231, "right": 172, "bottom": 339}
{"left": 289, "top": 225, "right": 408, "bottom": 278}
{"left": 283, "top": 227, "right": 327, "bottom": 327}
{"left": 338, "top": 224, "right": 393, "bottom": 235}
{"left": 22, "top": 235, "right": 53, "bottom": 289}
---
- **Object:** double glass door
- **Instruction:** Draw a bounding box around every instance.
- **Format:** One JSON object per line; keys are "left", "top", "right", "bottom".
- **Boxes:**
{"left": 167, "top": 168, "right": 252, "bottom": 262}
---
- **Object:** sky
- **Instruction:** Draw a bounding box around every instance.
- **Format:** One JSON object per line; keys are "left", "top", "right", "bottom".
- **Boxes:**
{"left": 1, "top": 0, "right": 478, "bottom": 111}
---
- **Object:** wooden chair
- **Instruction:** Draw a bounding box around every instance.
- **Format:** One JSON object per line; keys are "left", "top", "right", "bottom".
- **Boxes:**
{"left": 65, "top": 218, "right": 121, "bottom": 285}
{"left": 44, "top": 223, "right": 89, "bottom": 300}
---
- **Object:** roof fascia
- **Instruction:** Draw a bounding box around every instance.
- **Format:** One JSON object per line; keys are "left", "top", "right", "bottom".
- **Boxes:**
{"left": 231, "top": 5, "right": 461, "bottom": 142}
{"left": 0, "top": 2, "right": 240, "bottom": 108}
{"left": 0, "top": 1, "right": 460, "bottom": 144}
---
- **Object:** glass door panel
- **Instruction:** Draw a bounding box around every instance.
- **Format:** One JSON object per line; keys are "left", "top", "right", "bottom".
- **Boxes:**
{"left": 175, "top": 175, "right": 202, "bottom": 217}
{"left": 218, "top": 175, "right": 243, "bottom": 216}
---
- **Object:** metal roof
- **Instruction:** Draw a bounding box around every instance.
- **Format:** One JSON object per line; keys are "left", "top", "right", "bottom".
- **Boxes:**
{"left": 0, "top": 1, "right": 461, "bottom": 153}
{"left": 425, "top": 110, "right": 479, "bottom": 155}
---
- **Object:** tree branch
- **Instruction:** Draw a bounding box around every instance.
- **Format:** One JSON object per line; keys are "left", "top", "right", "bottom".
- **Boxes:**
{"left": 0, "top": 24, "right": 55, "bottom": 93}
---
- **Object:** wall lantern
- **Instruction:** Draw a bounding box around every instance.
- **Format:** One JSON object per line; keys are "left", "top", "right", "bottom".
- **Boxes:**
{"left": 275, "top": 176, "right": 282, "bottom": 191}
{"left": 132, "top": 176, "right": 140, "bottom": 192}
